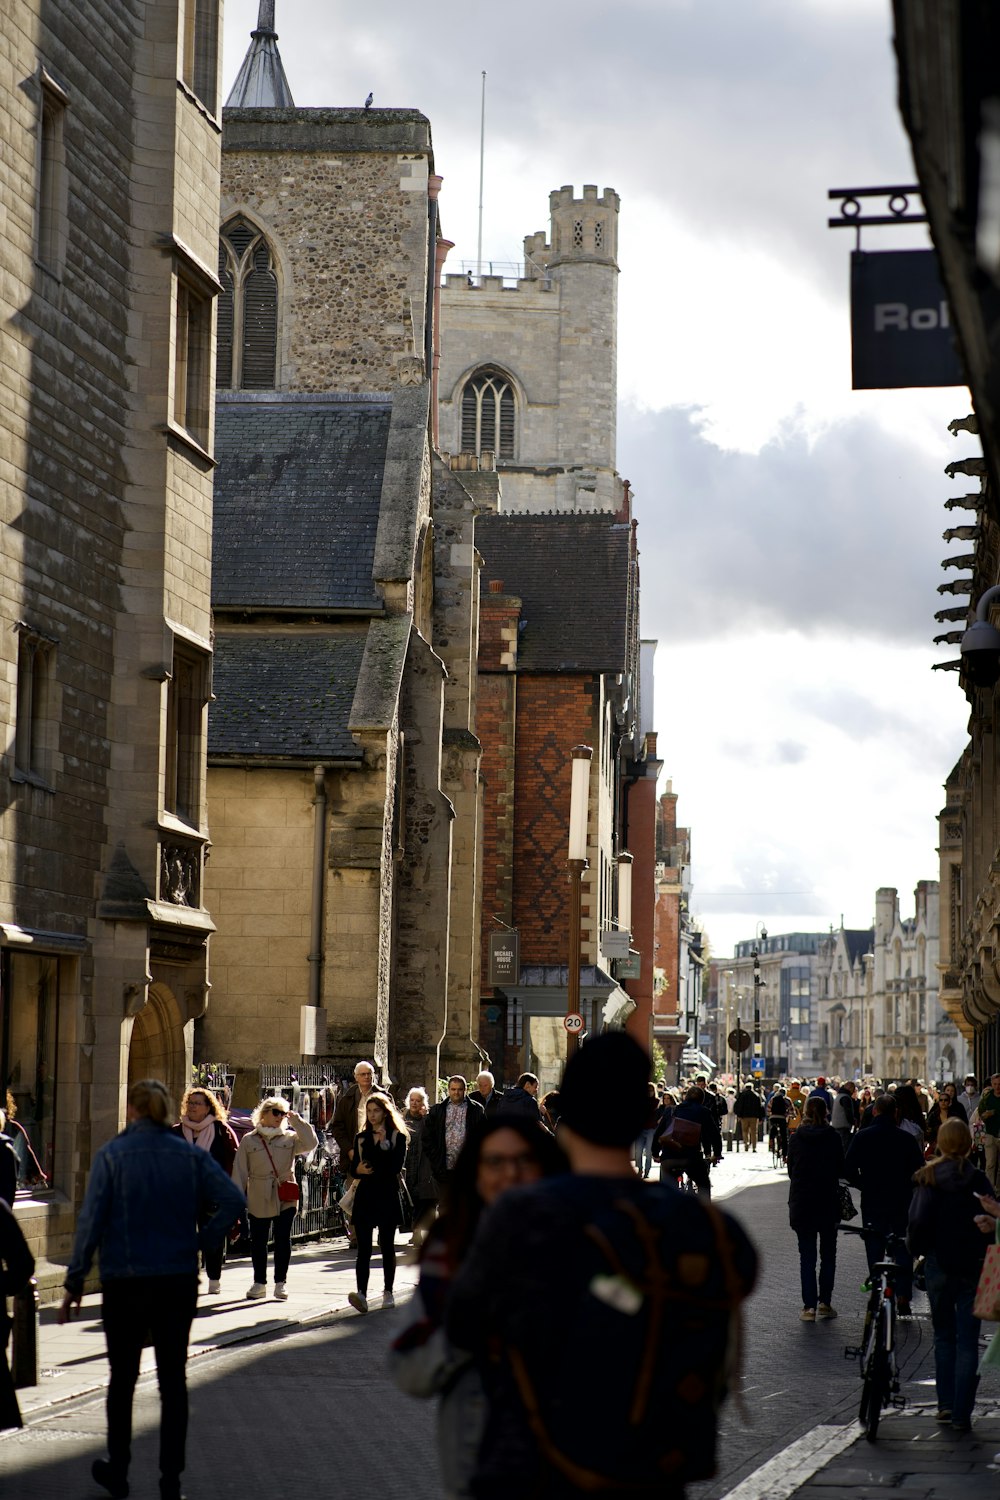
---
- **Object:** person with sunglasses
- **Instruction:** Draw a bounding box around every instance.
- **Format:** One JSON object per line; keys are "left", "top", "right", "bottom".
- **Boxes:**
{"left": 173, "top": 1086, "right": 239, "bottom": 1294}
{"left": 232, "top": 1095, "right": 317, "bottom": 1301}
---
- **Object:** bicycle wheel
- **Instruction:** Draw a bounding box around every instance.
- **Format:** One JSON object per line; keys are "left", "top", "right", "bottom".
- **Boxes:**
{"left": 860, "top": 1305, "right": 890, "bottom": 1441}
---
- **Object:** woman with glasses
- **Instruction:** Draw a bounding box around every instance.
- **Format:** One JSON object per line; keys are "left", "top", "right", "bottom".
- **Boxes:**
{"left": 347, "top": 1094, "right": 411, "bottom": 1314}
{"left": 173, "top": 1086, "right": 239, "bottom": 1294}
{"left": 232, "top": 1096, "right": 317, "bottom": 1301}
{"left": 391, "top": 1118, "right": 566, "bottom": 1500}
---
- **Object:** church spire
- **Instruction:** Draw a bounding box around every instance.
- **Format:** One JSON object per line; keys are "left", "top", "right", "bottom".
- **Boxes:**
{"left": 225, "top": 0, "right": 295, "bottom": 109}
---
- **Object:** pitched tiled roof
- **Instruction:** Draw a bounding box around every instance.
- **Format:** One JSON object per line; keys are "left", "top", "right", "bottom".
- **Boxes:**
{"left": 213, "top": 395, "right": 391, "bottom": 612}
{"left": 476, "top": 512, "right": 634, "bottom": 672}
{"left": 845, "top": 929, "right": 874, "bottom": 967}
{"left": 208, "top": 632, "right": 366, "bottom": 760}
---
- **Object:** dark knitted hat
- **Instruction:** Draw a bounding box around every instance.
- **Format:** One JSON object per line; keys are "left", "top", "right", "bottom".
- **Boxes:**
{"left": 559, "top": 1032, "right": 651, "bottom": 1146}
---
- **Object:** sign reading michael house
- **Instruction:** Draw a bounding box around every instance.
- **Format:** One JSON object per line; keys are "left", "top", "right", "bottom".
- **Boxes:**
{"left": 851, "top": 250, "right": 965, "bottom": 389}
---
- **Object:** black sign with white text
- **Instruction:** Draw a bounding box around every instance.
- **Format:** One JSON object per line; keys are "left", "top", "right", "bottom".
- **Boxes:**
{"left": 488, "top": 930, "right": 519, "bottom": 987}
{"left": 850, "top": 250, "right": 966, "bottom": 389}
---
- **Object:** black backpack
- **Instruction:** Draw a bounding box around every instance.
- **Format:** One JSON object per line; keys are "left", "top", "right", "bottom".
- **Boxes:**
{"left": 505, "top": 1184, "right": 751, "bottom": 1489}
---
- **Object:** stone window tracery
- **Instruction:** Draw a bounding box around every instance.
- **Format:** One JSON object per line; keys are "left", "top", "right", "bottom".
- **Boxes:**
{"left": 460, "top": 369, "right": 516, "bottom": 460}
{"left": 217, "top": 217, "right": 278, "bottom": 390}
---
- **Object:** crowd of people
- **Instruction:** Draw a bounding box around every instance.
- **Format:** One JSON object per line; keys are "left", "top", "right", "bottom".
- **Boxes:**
{"left": 7, "top": 1054, "right": 1000, "bottom": 1494}
{"left": 0, "top": 1044, "right": 763, "bottom": 1500}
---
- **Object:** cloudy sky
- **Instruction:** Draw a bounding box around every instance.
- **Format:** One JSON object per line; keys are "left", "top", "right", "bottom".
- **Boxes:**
{"left": 223, "top": 1, "right": 975, "bottom": 957}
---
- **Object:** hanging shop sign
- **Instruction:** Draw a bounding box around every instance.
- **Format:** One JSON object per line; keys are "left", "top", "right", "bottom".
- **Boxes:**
{"left": 850, "top": 250, "right": 965, "bottom": 389}
{"left": 488, "top": 929, "right": 519, "bottom": 987}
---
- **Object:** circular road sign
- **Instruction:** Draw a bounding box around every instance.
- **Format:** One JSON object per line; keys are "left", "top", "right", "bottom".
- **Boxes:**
{"left": 728, "top": 1028, "right": 752, "bottom": 1053}
{"left": 564, "top": 1012, "right": 585, "bottom": 1034}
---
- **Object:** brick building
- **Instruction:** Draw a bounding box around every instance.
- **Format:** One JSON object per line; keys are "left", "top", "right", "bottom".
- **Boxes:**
{"left": 475, "top": 509, "right": 640, "bottom": 1089}
{"left": 2, "top": 1, "right": 222, "bottom": 1262}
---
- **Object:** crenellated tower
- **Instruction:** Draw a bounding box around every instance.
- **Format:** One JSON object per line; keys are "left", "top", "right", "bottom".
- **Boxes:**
{"left": 439, "top": 185, "right": 622, "bottom": 513}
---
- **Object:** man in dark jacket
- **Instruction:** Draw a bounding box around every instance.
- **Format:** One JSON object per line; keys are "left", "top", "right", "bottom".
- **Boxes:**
{"left": 845, "top": 1093, "right": 925, "bottom": 1312}
{"left": 830, "top": 1082, "right": 859, "bottom": 1151}
{"left": 499, "top": 1072, "right": 544, "bottom": 1121}
{"left": 422, "top": 1076, "right": 486, "bottom": 1187}
{"left": 655, "top": 1087, "right": 722, "bottom": 1198}
{"left": 329, "top": 1061, "right": 391, "bottom": 1167}
{"left": 470, "top": 1069, "right": 502, "bottom": 1118}
{"left": 734, "top": 1084, "right": 763, "bottom": 1151}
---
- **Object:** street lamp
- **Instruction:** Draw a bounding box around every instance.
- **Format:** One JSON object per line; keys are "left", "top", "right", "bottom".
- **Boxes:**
{"left": 566, "top": 745, "right": 593, "bottom": 1059}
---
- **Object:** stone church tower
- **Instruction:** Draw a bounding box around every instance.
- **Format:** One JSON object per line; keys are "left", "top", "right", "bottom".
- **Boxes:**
{"left": 438, "top": 184, "right": 621, "bottom": 512}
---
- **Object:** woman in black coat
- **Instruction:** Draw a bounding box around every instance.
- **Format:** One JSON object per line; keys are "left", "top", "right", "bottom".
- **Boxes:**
{"left": 347, "top": 1093, "right": 409, "bottom": 1315}
{"left": 786, "top": 1096, "right": 845, "bottom": 1321}
{"left": 173, "top": 1087, "right": 239, "bottom": 1295}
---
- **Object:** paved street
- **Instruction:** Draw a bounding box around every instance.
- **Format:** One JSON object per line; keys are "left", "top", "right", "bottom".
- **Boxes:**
{"left": 5, "top": 1160, "right": 1000, "bottom": 1498}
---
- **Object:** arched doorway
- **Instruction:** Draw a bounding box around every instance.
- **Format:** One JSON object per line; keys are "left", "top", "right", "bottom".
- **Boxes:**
{"left": 127, "top": 983, "right": 186, "bottom": 1101}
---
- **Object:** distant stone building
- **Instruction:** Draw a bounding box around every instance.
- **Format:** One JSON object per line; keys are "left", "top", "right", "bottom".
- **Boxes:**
{"left": 814, "top": 925, "right": 873, "bottom": 1080}
{"left": 439, "top": 186, "right": 622, "bottom": 514}
{"left": 652, "top": 785, "right": 702, "bottom": 1071}
{"left": 2, "top": 2, "right": 222, "bottom": 1263}
{"left": 201, "top": 10, "right": 485, "bottom": 1098}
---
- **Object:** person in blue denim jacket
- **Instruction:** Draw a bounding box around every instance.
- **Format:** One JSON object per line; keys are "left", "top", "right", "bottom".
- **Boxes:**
{"left": 58, "top": 1078, "right": 244, "bottom": 1500}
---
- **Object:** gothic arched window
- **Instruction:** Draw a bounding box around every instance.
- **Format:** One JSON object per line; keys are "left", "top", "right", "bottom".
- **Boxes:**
{"left": 460, "top": 369, "right": 516, "bottom": 460}
{"left": 217, "top": 217, "right": 278, "bottom": 390}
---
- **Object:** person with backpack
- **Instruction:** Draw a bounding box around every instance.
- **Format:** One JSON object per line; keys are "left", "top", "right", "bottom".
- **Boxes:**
{"left": 654, "top": 1085, "right": 721, "bottom": 1197}
{"left": 446, "top": 1033, "right": 757, "bottom": 1500}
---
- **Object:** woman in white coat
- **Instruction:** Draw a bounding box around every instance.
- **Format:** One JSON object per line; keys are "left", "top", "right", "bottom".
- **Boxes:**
{"left": 233, "top": 1096, "right": 317, "bottom": 1301}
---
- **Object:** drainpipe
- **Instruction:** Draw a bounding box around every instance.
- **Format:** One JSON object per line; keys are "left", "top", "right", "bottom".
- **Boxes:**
{"left": 308, "top": 765, "right": 327, "bottom": 1008}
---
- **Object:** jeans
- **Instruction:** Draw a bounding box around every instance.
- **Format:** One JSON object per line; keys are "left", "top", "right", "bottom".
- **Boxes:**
{"left": 249, "top": 1208, "right": 295, "bottom": 1284}
{"left": 634, "top": 1129, "right": 656, "bottom": 1177}
{"left": 795, "top": 1225, "right": 837, "bottom": 1308}
{"left": 102, "top": 1274, "right": 198, "bottom": 1483}
{"left": 355, "top": 1218, "right": 398, "bottom": 1295}
{"left": 924, "top": 1255, "right": 981, "bottom": 1424}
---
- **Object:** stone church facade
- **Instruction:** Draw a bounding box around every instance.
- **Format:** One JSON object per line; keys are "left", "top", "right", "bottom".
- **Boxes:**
{"left": 2, "top": 0, "right": 222, "bottom": 1266}
{"left": 200, "top": 16, "right": 487, "bottom": 1098}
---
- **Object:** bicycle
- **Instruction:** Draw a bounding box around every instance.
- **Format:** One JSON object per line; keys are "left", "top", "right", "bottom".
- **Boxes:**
{"left": 768, "top": 1116, "right": 788, "bottom": 1165}
{"left": 840, "top": 1223, "right": 908, "bottom": 1441}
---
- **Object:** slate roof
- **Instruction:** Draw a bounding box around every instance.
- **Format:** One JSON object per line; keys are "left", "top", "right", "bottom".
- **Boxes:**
{"left": 208, "top": 632, "right": 366, "bottom": 760}
{"left": 476, "top": 512, "right": 634, "bottom": 672}
{"left": 213, "top": 395, "right": 391, "bottom": 612}
{"left": 844, "top": 929, "right": 875, "bottom": 967}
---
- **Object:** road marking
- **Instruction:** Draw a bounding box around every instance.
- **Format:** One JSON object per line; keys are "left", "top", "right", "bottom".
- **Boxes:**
{"left": 717, "top": 1421, "right": 859, "bottom": 1500}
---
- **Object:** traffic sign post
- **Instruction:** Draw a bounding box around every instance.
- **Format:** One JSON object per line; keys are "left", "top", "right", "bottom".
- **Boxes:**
{"left": 563, "top": 1012, "right": 584, "bottom": 1035}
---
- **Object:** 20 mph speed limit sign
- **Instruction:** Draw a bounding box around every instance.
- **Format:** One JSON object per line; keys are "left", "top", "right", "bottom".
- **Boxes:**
{"left": 564, "top": 1012, "right": 584, "bottom": 1034}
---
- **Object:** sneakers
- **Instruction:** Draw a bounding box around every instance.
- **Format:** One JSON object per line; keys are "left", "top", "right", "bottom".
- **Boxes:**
{"left": 800, "top": 1307, "right": 816, "bottom": 1321}
{"left": 246, "top": 1282, "right": 267, "bottom": 1300}
{"left": 897, "top": 1299, "right": 912, "bottom": 1317}
{"left": 207, "top": 1279, "right": 221, "bottom": 1295}
{"left": 273, "top": 1282, "right": 288, "bottom": 1300}
{"left": 348, "top": 1291, "right": 368, "bottom": 1314}
{"left": 817, "top": 1303, "right": 838, "bottom": 1320}
{"left": 383, "top": 1291, "right": 395, "bottom": 1308}
{"left": 92, "top": 1460, "right": 129, "bottom": 1499}
{"left": 936, "top": 1409, "right": 953, "bottom": 1424}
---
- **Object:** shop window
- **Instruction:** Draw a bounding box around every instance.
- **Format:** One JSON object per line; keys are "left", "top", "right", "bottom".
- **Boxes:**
{"left": 217, "top": 218, "right": 278, "bottom": 390}
{"left": 1, "top": 952, "right": 60, "bottom": 1189}
{"left": 164, "top": 643, "right": 208, "bottom": 827}
{"left": 181, "top": 0, "right": 220, "bottom": 113}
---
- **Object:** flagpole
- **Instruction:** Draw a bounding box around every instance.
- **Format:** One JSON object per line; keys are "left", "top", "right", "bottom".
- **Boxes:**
{"left": 476, "top": 70, "right": 486, "bottom": 279}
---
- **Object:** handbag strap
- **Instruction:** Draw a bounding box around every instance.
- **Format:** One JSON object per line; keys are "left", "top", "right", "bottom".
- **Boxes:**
{"left": 257, "top": 1132, "right": 284, "bottom": 1183}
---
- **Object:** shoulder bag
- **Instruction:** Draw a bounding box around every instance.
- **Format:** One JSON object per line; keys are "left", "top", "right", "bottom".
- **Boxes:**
{"left": 974, "top": 1218, "right": 1000, "bottom": 1321}
{"left": 257, "top": 1133, "right": 300, "bottom": 1205}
